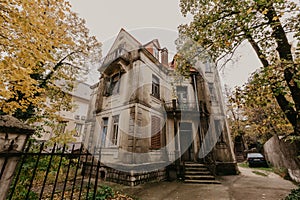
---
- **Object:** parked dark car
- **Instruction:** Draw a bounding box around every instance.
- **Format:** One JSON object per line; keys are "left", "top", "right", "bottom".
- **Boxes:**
{"left": 247, "top": 153, "right": 268, "bottom": 167}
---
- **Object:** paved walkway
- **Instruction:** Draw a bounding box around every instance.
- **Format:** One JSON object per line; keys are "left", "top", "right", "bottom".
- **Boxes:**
{"left": 120, "top": 167, "right": 298, "bottom": 200}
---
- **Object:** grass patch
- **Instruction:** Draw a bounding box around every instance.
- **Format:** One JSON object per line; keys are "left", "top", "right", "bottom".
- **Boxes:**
{"left": 238, "top": 162, "right": 248, "bottom": 168}
{"left": 252, "top": 170, "right": 268, "bottom": 176}
{"left": 238, "top": 162, "right": 274, "bottom": 172}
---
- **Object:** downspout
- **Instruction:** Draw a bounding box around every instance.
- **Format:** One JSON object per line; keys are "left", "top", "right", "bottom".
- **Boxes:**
{"left": 193, "top": 74, "right": 203, "bottom": 162}
{"left": 192, "top": 74, "right": 200, "bottom": 112}
{"left": 172, "top": 99, "right": 180, "bottom": 177}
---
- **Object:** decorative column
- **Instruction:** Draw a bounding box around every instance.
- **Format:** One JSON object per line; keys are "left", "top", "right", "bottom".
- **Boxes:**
{"left": 0, "top": 115, "right": 34, "bottom": 200}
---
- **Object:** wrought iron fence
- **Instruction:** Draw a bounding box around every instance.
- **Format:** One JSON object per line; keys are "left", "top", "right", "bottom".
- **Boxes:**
{"left": 0, "top": 141, "right": 104, "bottom": 200}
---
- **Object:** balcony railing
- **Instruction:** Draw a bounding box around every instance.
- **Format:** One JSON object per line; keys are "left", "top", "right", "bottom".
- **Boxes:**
{"left": 99, "top": 48, "right": 129, "bottom": 69}
{"left": 164, "top": 100, "right": 199, "bottom": 112}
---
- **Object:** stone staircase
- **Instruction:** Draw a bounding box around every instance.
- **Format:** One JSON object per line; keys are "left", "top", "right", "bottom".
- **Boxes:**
{"left": 184, "top": 162, "right": 220, "bottom": 184}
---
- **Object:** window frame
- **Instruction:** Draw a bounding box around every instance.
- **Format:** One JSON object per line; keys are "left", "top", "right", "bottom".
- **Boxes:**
{"left": 101, "top": 118, "right": 109, "bottom": 147}
{"left": 151, "top": 116, "right": 161, "bottom": 149}
{"left": 56, "top": 121, "right": 67, "bottom": 134}
{"left": 106, "top": 72, "right": 121, "bottom": 96}
{"left": 111, "top": 115, "right": 119, "bottom": 146}
{"left": 74, "top": 123, "right": 83, "bottom": 137}
{"left": 205, "top": 58, "right": 212, "bottom": 73}
{"left": 151, "top": 74, "right": 160, "bottom": 99}
{"left": 208, "top": 83, "right": 216, "bottom": 102}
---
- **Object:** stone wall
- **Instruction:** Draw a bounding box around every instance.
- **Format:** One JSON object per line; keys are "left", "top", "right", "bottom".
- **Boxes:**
{"left": 263, "top": 135, "right": 300, "bottom": 183}
{"left": 83, "top": 162, "right": 166, "bottom": 186}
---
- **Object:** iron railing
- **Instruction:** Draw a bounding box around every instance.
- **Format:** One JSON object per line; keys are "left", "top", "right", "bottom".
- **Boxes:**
{"left": 0, "top": 141, "right": 104, "bottom": 200}
{"left": 99, "top": 48, "right": 129, "bottom": 69}
{"left": 164, "top": 101, "right": 199, "bottom": 112}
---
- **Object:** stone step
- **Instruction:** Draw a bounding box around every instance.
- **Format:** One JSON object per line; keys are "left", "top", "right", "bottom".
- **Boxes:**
{"left": 185, "top": 175, "right": 215, "bottom": 180}
{"left": 185, "top": 162, "right": 206, "bottom": 167}
{"left": 185, "top": 171, "right": 211, "bottom": 175}
{"left": 184, "top": 167, "right": 208, "bottom": 171}
{"left": 184, "top": 179, "right": 221, "bottom": 184}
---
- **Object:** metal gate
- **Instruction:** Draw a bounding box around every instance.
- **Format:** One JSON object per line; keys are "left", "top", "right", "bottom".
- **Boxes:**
{"left": 0, "top": 141, "right": 103, "bottom": 200}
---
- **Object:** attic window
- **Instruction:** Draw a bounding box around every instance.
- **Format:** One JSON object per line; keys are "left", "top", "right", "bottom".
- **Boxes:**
{"left": 153, "top": 47, "right": 159, "bottom": 60}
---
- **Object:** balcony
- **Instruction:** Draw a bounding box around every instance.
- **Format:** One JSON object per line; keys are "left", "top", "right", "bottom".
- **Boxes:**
{"left": 99, "top": 48, "right": 130, "bottom": 72}
{"left": 164, "top": 100, "right": 199, "bottom": 112}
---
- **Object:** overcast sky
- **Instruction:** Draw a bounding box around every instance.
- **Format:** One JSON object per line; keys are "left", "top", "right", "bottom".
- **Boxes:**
{"left": 69, "top": 0, "right": 261, "bottom": 88}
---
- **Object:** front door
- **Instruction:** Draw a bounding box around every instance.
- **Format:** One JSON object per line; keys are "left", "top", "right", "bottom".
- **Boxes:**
{"left": 179, "top": 122, "right": 193, "bottom": 161}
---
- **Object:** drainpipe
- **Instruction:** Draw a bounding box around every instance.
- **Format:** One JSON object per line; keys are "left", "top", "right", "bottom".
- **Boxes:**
{"left": 172, "top": 99, "right": 180, "bottom": 177}
{"left": 192, "top": 74, "right": 200, "bottom": 112}
{"left": 193, "top": 74, "right": 203, "bottom": 163}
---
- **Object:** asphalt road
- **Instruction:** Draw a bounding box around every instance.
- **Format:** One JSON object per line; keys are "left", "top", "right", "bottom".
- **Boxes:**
{"left": 121, "top": 166, "right": 298, "bottom": 200}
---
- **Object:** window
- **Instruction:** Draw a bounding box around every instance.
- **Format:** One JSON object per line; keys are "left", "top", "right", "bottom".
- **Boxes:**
{"left": 177, "top": 86, "right": 188, "bottom": 109}
{"left": 205, "top": 59, "right": 212, "bottom": 73}
{"left": 111, "top": 115, "right": 119, "bottom": 146}
{"left": 176, "top": 86, "right": 188, "bottom": 101}
{"left": 152, "top": 75, "right": 160, "bottom": 99}
{"left": 208, "top": 83, "right": 216, "bottom": 102}
{"left": 101, "top": 118, "right": 108, "bottom": 147}
{"left": 153, "top": 47, "right": 159, "bottom": 60}
{"left": 74, "top": 123, "right": 83, "bottom": 137}
{"left": 56, "top": 122, "right": 67, "bottom": 134}
{"left": 106, "top": 72, "right": 121, "bottom": 96}
{"left": 151, "top": 116, "right": 161, "bottom": 149}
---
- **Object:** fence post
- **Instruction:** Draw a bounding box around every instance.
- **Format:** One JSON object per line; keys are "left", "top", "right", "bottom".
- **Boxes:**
{"left": 0, "top": 115, "right": 34, "bottom": 200}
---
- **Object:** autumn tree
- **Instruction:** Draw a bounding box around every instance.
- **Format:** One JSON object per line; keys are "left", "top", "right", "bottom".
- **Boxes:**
{"left": 225, "top": 86, "right": 247, "bottom": 138}
{"left": 178, "top": 0, "right": 300, "bottom": 135}
{"left": 227, "top": 70, "right": 293, "bottom": 143}
{"left": 0, "top": 0, "right": 101, "bottom": 127}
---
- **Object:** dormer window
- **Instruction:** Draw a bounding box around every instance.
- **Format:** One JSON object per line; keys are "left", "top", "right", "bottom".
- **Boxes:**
{"left": 153, "top": 46, "right": 159, "bottom": 60}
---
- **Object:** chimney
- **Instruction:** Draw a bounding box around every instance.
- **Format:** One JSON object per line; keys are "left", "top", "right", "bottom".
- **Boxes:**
{"left": 161, "top": 47, "right": 168, "bottom": 67}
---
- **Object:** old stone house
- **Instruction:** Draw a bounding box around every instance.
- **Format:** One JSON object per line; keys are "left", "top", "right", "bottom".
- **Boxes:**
{"left": 83, "top": 29, "right": 237, "bottom": 185}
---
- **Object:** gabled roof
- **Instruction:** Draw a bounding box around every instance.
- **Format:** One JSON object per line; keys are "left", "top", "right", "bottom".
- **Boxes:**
{"left": 105, "top": 28, "right": 142, "bottom": 54}
{"left": 99, "top": 28, "right": 142, "bottom": 73}
{"left": 143, "top": 39, "right": 161, "bottom": 49}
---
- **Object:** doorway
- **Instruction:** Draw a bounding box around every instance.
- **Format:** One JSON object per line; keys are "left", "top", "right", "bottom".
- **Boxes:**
{"left": 179, "top": 122, "right": 194, "bottom": 161}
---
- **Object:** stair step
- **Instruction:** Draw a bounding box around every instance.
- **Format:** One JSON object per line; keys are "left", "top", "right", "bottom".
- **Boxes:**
{"left": 185, "top": 163, "right": 206, "bottom": 167}
{"left": 185, "top": 175, "right": 215, "bottom": 180}
{"left": 185, "top": 167, "right": 208, "bottom": 171}
{"left": 184, "top": 179, "right": 221, "bottom": 184}
{"left": 185, "top": 171, "right": 211, "bottom": 175}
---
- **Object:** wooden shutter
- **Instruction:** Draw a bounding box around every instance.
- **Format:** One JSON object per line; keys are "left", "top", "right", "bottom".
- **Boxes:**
{"left": 151, "top": 116, "right": 161, "bottom": 149}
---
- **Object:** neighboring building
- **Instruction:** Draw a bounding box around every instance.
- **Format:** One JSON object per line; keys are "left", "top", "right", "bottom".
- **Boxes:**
{"left": 83, "top": 29, "right": 237, "bottom": 186}
{"left": 39, "top": 82, "right": 92, "bottom": 146}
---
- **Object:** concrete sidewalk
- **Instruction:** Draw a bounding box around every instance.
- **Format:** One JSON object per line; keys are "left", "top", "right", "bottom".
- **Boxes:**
{"left": 117, "top": 167, "right": 297, "bottom": 200}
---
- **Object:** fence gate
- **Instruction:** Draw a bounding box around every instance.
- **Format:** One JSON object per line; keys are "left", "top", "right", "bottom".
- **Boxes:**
{"left": 0, "top": 141, "right": 103, "bottom": 200}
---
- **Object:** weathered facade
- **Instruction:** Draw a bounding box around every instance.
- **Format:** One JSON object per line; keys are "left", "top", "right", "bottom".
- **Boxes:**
{"left": 83, "top": 29, "right": 237, "bottom": 185}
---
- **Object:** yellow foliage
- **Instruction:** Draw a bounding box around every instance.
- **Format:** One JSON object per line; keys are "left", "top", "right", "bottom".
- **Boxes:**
{"left": 0, "top": 0, "right": 101, "bottom": 124}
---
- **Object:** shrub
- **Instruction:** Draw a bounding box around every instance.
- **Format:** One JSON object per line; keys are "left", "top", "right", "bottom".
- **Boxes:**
{"left": 285, "top": 187, "right": 300, "bottom": 200}
{"left": 88, "top": 185, "right": 114, "bottom": 200}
